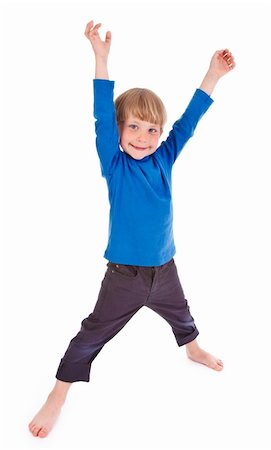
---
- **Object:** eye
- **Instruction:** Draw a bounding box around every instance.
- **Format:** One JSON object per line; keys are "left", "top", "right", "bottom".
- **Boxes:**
{"left": 149, "top": 128, "right": 158, "bottom": 134}
{"left": 128, "top": 124, "right": 138, "bottom": 130}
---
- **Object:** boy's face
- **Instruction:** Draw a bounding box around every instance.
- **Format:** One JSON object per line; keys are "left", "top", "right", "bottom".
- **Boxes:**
{"left": 118, "top": 115, "right": 162, "bottom": 160}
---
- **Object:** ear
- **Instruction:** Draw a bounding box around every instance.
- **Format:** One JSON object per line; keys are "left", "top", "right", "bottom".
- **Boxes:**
{"left": 117, "top": 122, "right": 123, "bottom": 136}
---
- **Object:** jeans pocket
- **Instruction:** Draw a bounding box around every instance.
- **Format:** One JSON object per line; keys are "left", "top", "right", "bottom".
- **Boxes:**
{"left": 161, "top": 258, "right": 175, "bottom": 274}
{"left": 107, "top": 262, "right": 138, "bottom": 278}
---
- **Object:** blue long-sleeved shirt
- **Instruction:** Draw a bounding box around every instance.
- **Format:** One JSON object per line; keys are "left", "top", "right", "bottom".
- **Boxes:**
{"left": 93, "top": 79, "right": 213, "bottom": 266}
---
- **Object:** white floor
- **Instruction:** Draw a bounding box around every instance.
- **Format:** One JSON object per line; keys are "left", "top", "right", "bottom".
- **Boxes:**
{"left": 5, "top": 294, "right": 271, "bottom": 450}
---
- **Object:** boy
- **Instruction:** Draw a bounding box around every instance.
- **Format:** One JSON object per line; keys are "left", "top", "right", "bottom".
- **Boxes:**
{"left": 29, "top": 20, "right": 235, "bottom": 438}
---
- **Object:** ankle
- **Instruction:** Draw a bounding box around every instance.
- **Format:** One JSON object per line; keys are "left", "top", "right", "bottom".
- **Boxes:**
{"left": 48, "top": 386, "right": 70, "bottom": 405}
{"left": 186, "top": 339, "right": 201, "bottom": 355}
{"left": 47, "top": 392, "right": 66, "bottom": 409}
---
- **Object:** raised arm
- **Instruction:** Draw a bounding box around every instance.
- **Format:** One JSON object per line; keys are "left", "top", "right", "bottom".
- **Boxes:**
{"left": 84, "top": 21, "right": 119, "bottom": 177}
{"left": 199, "top": 49, "right": 236, "bottom": 96}
{"left": 156, "top": 49, "right": 236, "bottom": 167}
{"left": 84, "top": 20, "right": 111, "bottom": 79}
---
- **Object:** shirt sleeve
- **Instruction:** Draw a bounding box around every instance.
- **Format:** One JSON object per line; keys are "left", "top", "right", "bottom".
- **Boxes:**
{"left": 155, "top": 89, "right": 214, "bottom": 168}
{"left": 93, "top": 79, "right": 120, "bottom": 177}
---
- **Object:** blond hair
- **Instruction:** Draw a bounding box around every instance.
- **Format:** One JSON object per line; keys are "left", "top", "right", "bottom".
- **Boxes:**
{"left": 115, "top": 88, "right": 167, "bottom": 131}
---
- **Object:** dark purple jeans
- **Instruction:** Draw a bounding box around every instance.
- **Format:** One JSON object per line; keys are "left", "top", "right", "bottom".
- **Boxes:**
{"left": 56, "top": 258, "right": 199, "bottom": 382}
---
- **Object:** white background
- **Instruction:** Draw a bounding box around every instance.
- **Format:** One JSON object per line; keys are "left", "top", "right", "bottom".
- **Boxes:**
{"left": 1, "top": 0, "right": 271, "bottom": 449}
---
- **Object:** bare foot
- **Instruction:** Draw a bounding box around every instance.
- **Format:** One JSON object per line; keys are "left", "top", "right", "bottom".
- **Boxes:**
{"left": 186, "top": 340, "right": 223, "bottom": 371}
{"left": 28, "top": 392, "right": 64, "bottom": 438}
{"left": 28, "top": 380, "right": 71, "bottom": 438}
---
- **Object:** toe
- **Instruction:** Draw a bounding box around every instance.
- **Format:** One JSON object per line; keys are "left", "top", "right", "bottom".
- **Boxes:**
{"left": 38, "top": 428, "right": 48, "bottom": 438}
{"left": 32, "top": 426, "right": 42, "bottom": 436}
{"left": 31, "top": 423, "right": 38, "bottom": 432}
{"left": 215, "top": 362, "right": 223, "bottom": 371}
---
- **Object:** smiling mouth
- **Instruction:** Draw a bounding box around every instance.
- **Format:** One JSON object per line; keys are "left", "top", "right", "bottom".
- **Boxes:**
{"left": 130, "top": 144, "right": 148, "bottom": 151}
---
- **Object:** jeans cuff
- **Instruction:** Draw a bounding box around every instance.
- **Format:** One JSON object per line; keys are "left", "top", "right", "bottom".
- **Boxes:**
{"left": 175, "top": 328, "right": 199, "bottom": 347}
{"left": 56, "top": 358, "right": 91, "bottom": 382}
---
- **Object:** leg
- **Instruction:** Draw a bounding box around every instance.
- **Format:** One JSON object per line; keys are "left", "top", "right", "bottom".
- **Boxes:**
{"left": 146, "top": 259, "right": 223, "bottom": 371}
{"left": 56, "top": 262, "right": 144, "bottom": 382}
{"left": 28, "top": 380, "right": 71, "bottom": 438}
{"left": 146, "top": 259, "right": 199, "bottom": 345}
{"left": 29, "top": 262, "right": 144, "bottom": 438}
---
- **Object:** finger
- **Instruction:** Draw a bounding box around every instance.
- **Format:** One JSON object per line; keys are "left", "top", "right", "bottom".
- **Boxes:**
{"left": 224, "top": 51, "right": 232, "bottom": 59}
{"left": 85, "top": 22, "right": 101, "bottom": 39}
{"left": 226, "top": 54, "right": 234, "bottom": 63}
{"left": 84, "top": 20, "right": 95, "bottom": 37}
{"left": 227, "top": 55, "right": 235, "bottom": 69}
{"left": 93, "top": 23, "right": 102, "bottom": 31}
{"left": 105, "top": 31, "right": 111, "bottom": 43}
{"left": 90, "top": 23, "right": 102, "bottom": 37}
{"left": 85, "top": 20, "right": 94, "bottom": 33}
{"left": 216, "top": 49, "right": 228, "bottom": 60}
{"left": 225, "top": 55, "right": 232, "bottom": 64}
{"left": 221, "top": 49, "right": 235, "bottom": 68}
{"left": 228, "top": 60, "right": 236, "bottom": 70}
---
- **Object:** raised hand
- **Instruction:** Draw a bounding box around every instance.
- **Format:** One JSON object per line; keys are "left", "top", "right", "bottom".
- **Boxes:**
{"left": 84, "top": 20, "right": 111, "bottom": 59}
{"left": 209, "top": 49, "right": 236, "bottom": 78}
{"left": 84, "top": 20, "right": 111, "bottom": 79}
{"left": 199, "top": 48, "right": 236, "bottom": 95}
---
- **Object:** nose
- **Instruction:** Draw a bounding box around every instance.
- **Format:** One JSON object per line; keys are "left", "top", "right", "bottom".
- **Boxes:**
{"left": 136, "top": 130, "right": 147, "bottom": 142}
